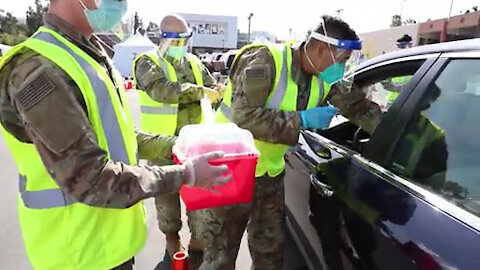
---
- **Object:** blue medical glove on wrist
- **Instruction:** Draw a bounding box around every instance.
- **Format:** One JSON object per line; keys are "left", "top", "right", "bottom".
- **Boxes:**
{"left": 300, "top": 106, "right": 338, "bottom": 129}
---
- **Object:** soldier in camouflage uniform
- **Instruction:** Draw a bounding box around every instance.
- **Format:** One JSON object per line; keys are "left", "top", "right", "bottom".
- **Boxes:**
{"left": 195, "top": 16, "right": 382, "bottom": 270}
{"left": 133, "top": 14, "right": 224, "bottom": 265}
{"left": 0, "top": 1, "right": 230, "bottom": 269}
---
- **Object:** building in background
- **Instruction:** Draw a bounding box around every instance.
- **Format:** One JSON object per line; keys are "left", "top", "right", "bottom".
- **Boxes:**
{"left": 418, "top": 10, "right": 480, "bottom": 45}
{"left": 359, "top": 10, "right": 480, "bottom": 59}
{"left": 179, "top": 13, "right": 238, "bottom": 54}
{"left": 360, "top": 24, "right": 419, "bottom": 58}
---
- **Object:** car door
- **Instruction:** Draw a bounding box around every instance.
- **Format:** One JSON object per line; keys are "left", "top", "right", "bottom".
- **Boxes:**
{"left": 285, "top": 55, "right": 440, "bottom": 270}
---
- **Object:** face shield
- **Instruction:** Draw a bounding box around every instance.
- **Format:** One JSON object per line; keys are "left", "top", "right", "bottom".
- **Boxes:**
{"left": 396, "top": 41, "right": 413, "bottom": 50}
{"left": 158, "top": 31, "right": 193, "bottom": 61}
{"left": 308, "top": 18, "right": 362, "bottom": 88}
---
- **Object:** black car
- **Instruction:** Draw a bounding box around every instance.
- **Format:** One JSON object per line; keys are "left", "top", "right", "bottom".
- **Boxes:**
{"left": 285, "top": 39, "right": 480, "bottom": 270}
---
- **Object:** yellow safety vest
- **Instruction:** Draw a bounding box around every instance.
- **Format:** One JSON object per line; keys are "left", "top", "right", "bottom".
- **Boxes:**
{"left": 133, "top": 51, "right": 204, "bottom": 135}
{"left": 386, "top": 75, "right": 412, "bottom": 104}
{"left": 0, "top": 26, "right": 146, "bottom": 270}
{"left": 215, "top": 43, "right": 331, "bottom": 177}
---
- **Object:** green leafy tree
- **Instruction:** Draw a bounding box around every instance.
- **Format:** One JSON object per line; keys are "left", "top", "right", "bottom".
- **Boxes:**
{"left": 0, "top": 12, "right": 28, "bottom": 46}
{"left": 391, "top": 15, "right": 402, "bottom": 27}
{"left": 26, "top": 0, "right": 48, "bottom": 36}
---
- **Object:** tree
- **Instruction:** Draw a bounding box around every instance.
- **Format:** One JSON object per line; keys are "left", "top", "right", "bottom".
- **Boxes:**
{"left": 26, "top": 0, "right": 48, "bottom": 35}
{"left": 0, "top": 12, "right": 28, "bottom": 46}
{"left": 0, "top": 12, "right": 20, "bottom": 34}
{"left": 133, "top": 12, "right": 143, "bottom": 35}
{"left": 391, "top": 15, "right": 402, "bottom": 27}
{"left": 472, "top": 6, "right": 478, "bottom": 12}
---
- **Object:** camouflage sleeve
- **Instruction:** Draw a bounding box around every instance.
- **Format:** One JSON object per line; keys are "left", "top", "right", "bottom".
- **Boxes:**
{"left": 327, "top": 84, "right": 382, "bottom": 134}
{"left": 231, "top": 47, "right": 302, "bottom": 146}
{"left": 201, "top": 61, "right": 216, "bottom": 87}
{"left": 134, "top": 55, "right": 204, "bottom": 104}
{"left": 5, "top": 54, "right": 185, "bottom": 209}
{"left": 136, "top": 130, "right": 176, "bottom": 166}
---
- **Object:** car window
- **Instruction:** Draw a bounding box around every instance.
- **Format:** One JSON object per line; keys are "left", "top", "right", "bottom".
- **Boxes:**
{"left": 327, "top": 60, "right": 427, "bottom": 134}
{"left": 388, "top": 59, "right": 480, "bottom": 217}
{"left": 226, "top": 54, "right": 235, "bottom": 69}
{"left": 358, "top": 60, "right": 425, "bottom": 113}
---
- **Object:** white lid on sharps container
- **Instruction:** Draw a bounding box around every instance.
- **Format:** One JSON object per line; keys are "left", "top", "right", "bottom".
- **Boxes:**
{"left": 172, "top": 123, "right": 259, "bottom": 162}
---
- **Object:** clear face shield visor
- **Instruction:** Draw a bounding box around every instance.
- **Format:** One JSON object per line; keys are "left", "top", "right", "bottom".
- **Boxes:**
{"left": 158, "top": 31, "right": 193, "bottom": 60}
{"left": 396, "top": 41, "right": 413, "bottom": 49}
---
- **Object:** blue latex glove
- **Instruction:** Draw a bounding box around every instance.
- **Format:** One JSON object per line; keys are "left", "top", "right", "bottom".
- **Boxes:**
{"left": 300, "top": 106, "right": 339, "bottom": 129}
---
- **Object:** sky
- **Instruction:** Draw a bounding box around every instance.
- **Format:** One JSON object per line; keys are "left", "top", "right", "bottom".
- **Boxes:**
{"left": 2, "top": 0, "right": 480, "bottom": 39}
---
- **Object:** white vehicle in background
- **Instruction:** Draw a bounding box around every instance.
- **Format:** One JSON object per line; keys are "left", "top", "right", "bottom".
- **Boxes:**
{"left": 212, "top": 50, "right": 238, "bottom": 75}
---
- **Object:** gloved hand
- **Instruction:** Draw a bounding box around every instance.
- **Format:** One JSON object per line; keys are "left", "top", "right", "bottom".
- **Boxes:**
{"left": 214, "top": 84, "right": 226, "bottom": 96}
{"left": 183, "top": 151, "right": 232, "bottom": 191}
{"left": 300, "top": 106, "right": 338, "bottom": 129}
{"left": 203, "top": 87, "right": 221, "bottom": 103}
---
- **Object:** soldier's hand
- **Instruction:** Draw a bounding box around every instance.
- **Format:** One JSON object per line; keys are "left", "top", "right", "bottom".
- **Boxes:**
{"left": 183, "top": 151, "right": 232, "bottom": 192}
{"left": 203, "top": 87, "right": 221, "bottom": 103}
{"left": 300, "top": 106, "right": 338, "bottom": 129}
{"left": 214, "top": 84, "right": 226, "bottom": 96}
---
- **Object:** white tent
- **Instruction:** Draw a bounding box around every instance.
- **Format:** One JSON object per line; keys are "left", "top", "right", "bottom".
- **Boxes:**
{"left": 252, "top": 36, "right": 272, "bottom": 44}
{"left": 113, "top": 34, "right": 156, "bottom": 78}
{"left": 0, "top": 44, "right": 12, "bottom": 57}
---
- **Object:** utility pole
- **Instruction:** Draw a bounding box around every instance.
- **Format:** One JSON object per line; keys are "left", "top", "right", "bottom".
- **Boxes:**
{"left": 247, "top": 13, "right": 254, "bottom": 43}
{"left": 400, "top": 0, "right": 407, "bottom": 22}
{"left": 448, "top": 0, "right": 454, "bottom": 20}
{"left": 441, "top": 0, "right": 454, "bottom": 43}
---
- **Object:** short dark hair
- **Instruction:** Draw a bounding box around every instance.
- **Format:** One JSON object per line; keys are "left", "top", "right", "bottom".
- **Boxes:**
{"left": 397, "top": 34, "right": 413, "bottom": 43}
{"left": 314, "top": 15, "right": 358, "bottom": 41}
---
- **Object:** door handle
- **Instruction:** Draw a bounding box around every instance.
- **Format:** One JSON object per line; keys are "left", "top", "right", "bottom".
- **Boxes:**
{"left": 310, "top": 174, "right": 334, "bottom": 197}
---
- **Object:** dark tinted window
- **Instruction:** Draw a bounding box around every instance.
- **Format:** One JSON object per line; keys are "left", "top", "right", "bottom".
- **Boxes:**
{"left": 389, "top": 59, "right": 480, "bottom": 217}
{"left": 226, "top": 54, "right": 235, "bottom": 69}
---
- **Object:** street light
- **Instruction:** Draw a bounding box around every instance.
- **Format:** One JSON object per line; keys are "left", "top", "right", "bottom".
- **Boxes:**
{"left": 247, "top": 13, "right": 254, "bottom": 43}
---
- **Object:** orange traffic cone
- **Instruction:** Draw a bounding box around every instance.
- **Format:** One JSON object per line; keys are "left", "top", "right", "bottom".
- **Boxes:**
{"left": 172, "top": 251, "right": 189, "bottom": 270}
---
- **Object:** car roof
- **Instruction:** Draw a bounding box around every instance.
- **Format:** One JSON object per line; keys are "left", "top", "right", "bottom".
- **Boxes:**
{"left": 357, "top": 38, "right": 480, "bottom": 71}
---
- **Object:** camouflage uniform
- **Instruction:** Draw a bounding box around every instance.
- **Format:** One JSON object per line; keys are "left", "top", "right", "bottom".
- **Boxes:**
{"left": 134, "top": 53, "right": 216, "bottom": 253}
{"left": 0, "top": 14, "right": 186, "bottom": 270}
{"left": 195, "top": 43, "right": 382, "bottom": 270}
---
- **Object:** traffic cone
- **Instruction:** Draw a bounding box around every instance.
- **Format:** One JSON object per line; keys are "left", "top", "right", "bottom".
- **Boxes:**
{"left": 172, "top": 251, "right": 189, "bottom": 270}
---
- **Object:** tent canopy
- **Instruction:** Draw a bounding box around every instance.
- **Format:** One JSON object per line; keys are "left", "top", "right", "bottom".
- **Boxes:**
{"left": 113, "top": 34, "right": 157, "bottom": 78}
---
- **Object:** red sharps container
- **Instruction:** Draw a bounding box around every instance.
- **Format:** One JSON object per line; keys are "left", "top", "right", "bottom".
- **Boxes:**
{"left": 173, "top": 123, "right": 259, "bottom": 210}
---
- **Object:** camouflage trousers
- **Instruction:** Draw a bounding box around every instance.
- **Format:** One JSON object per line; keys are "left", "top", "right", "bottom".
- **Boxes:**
{"left": 154, "top": 192, "right": 202, "bottom": 244}
{"left": 154, "top": 192, "right": 183, "bottom": 234}
{"left": 190, "top": 172, "right": 285, "bottom": 270}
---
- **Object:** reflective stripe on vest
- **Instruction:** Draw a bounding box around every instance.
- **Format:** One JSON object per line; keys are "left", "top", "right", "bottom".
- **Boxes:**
{"left": 219, "top": 46, "right": 326, "bottom": 121}
{"left": 34, "top": 32, "right": 130, "bottom": 164}
{"left": 140, "top": 104, "right": 177, "bottom": 115}
{"left": 266, "top": 46, "right": 289, "bottom": 108}
{"left": 19, "top": 175, "right": 75, "bottom": 209}
{"left": 17, "top": 31, "right": 131, "bottom": 209}
{"left": 219, "top": 101, "right": 232, "bottom": 120}
{"left": 158, "top": 57, "right": 174, "bottom": 81}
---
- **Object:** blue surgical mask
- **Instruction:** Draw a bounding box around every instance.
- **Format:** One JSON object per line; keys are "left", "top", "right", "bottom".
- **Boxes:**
{"left": 167, "top": 46, "right": 188, "bottom": 60}
{"left": 319, "top": 63, "right": 345, "bottom": 85}
{"left": 79, "top": 0, "right": 127, "bottom": 33}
